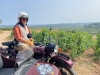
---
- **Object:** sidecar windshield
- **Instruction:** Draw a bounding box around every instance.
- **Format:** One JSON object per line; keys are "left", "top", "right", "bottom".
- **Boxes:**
{"left": 16, "top": 50, "right": 33, "bottom": 62}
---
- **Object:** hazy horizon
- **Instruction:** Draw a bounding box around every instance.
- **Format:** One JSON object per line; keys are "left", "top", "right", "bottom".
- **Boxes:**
{"left": 0, "top": 22, "right": 99, "bottom": 25}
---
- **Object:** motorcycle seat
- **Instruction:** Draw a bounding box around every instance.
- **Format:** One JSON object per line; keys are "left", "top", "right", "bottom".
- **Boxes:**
{"left": 0, "top": 68, "right": 14, "bottom": 75}
{"left": 2, "top": 41, "right": 13, "bottom": 46}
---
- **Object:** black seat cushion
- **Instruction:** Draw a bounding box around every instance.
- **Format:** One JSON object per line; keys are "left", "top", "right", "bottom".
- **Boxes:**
{"left": 2, "top": 41, "right": 13, "bottom": 46}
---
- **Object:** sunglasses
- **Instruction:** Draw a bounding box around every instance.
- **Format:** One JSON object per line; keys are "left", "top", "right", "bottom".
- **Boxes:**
{"left": 21, "top": 18, "right": 28, "bottom": 21}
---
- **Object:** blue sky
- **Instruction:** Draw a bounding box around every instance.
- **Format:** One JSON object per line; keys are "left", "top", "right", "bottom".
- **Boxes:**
{"left": 0, "top": 0, "right": 100, "bottom": 25}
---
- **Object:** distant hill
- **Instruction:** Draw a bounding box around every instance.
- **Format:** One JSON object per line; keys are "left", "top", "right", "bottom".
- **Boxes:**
{"left": 0, "top": 22, "right": 94, "bottom": 28}
{"left": 84, "top": 22, "right": 100, "bottom": 28}
{"left": 28, "top": 23, "right": 91, "bottom": 28}
{"left": 1, "top": 22, "right": 100, "bottom": 33}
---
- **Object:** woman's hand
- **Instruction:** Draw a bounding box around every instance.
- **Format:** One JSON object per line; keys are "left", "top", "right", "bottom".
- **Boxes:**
{"left": 30, "top": 38, "right": 34, "bottom": 46}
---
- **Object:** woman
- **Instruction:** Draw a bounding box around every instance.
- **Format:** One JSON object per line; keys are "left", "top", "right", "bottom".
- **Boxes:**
{"left": 13, "top": 12, "right": 34, "bottom": 53}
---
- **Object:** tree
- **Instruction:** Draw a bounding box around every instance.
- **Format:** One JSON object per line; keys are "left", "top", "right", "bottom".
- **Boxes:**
{"left": 0, "top": 19, "right": 2, "bottom": 23}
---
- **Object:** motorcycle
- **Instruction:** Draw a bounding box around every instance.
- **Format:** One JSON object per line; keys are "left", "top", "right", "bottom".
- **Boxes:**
{"left": 0, "top": 28, "right": 77, "bottom": 75}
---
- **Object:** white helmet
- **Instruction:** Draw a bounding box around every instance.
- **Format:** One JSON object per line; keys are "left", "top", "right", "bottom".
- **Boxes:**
{"left": 17, "top": 12, "right": 29, "bottom": 19}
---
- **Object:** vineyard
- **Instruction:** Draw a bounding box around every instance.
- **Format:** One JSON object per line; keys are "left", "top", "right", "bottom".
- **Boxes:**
{"left": 9, "top": 28, "right": 100, "bottom": 62}
{"left": 31, "top": 28, "right": 98, "bottom": 60}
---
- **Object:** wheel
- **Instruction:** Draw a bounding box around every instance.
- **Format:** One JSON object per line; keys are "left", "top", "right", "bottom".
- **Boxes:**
{"left": 60, "top": 67, "right": 77, "bottom": 75}
{"left": 55, "top": 62, "right": 77, "bottom": 75}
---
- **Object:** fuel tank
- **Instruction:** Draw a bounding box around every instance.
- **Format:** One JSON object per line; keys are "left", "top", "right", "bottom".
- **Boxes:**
{"left": 33, "top": 46, "right": 45, "bottom": 58}
{"left": 26, "top": 61, "right": 61, "bottom": 75}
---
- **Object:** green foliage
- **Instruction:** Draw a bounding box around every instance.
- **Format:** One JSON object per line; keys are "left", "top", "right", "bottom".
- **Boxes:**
{"left": 31, "top": 28, "right": 95, "bottom": 59}
{"left": 94, "top": 34, "right": 100, "bottom": 62}
{"left": 9, "top": 27, "right": 96, "bottom": 60}
{"left": 9, "top": 31, "right": 14, "bottom": 40}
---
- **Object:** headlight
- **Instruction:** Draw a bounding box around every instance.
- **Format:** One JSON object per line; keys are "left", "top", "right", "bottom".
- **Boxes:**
{"left": 54, "top": 45, "right": 58, "bottom": 53}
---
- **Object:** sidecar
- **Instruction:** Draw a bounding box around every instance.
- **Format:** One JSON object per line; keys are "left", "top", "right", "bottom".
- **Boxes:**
{"left": 0, "top": 49, "right": 38, "bottom": 75}
{"left": 0, "top": 50, "right": 61, "bottom": 75}
{"left": 0, "top": 53, "right": 15, "bottom": 75}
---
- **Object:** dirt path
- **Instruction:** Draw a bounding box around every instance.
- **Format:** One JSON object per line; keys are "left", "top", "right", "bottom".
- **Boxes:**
{"left": 74, "top": 49, "right": 100, "bottom": 75}
{"left": 0, "top": 31, "right": 11, "bottom": 46}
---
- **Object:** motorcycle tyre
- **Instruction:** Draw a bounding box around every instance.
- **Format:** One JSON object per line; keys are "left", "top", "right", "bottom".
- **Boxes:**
{"left": 55, "top": 63, "right": 77, "bottom": 75}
